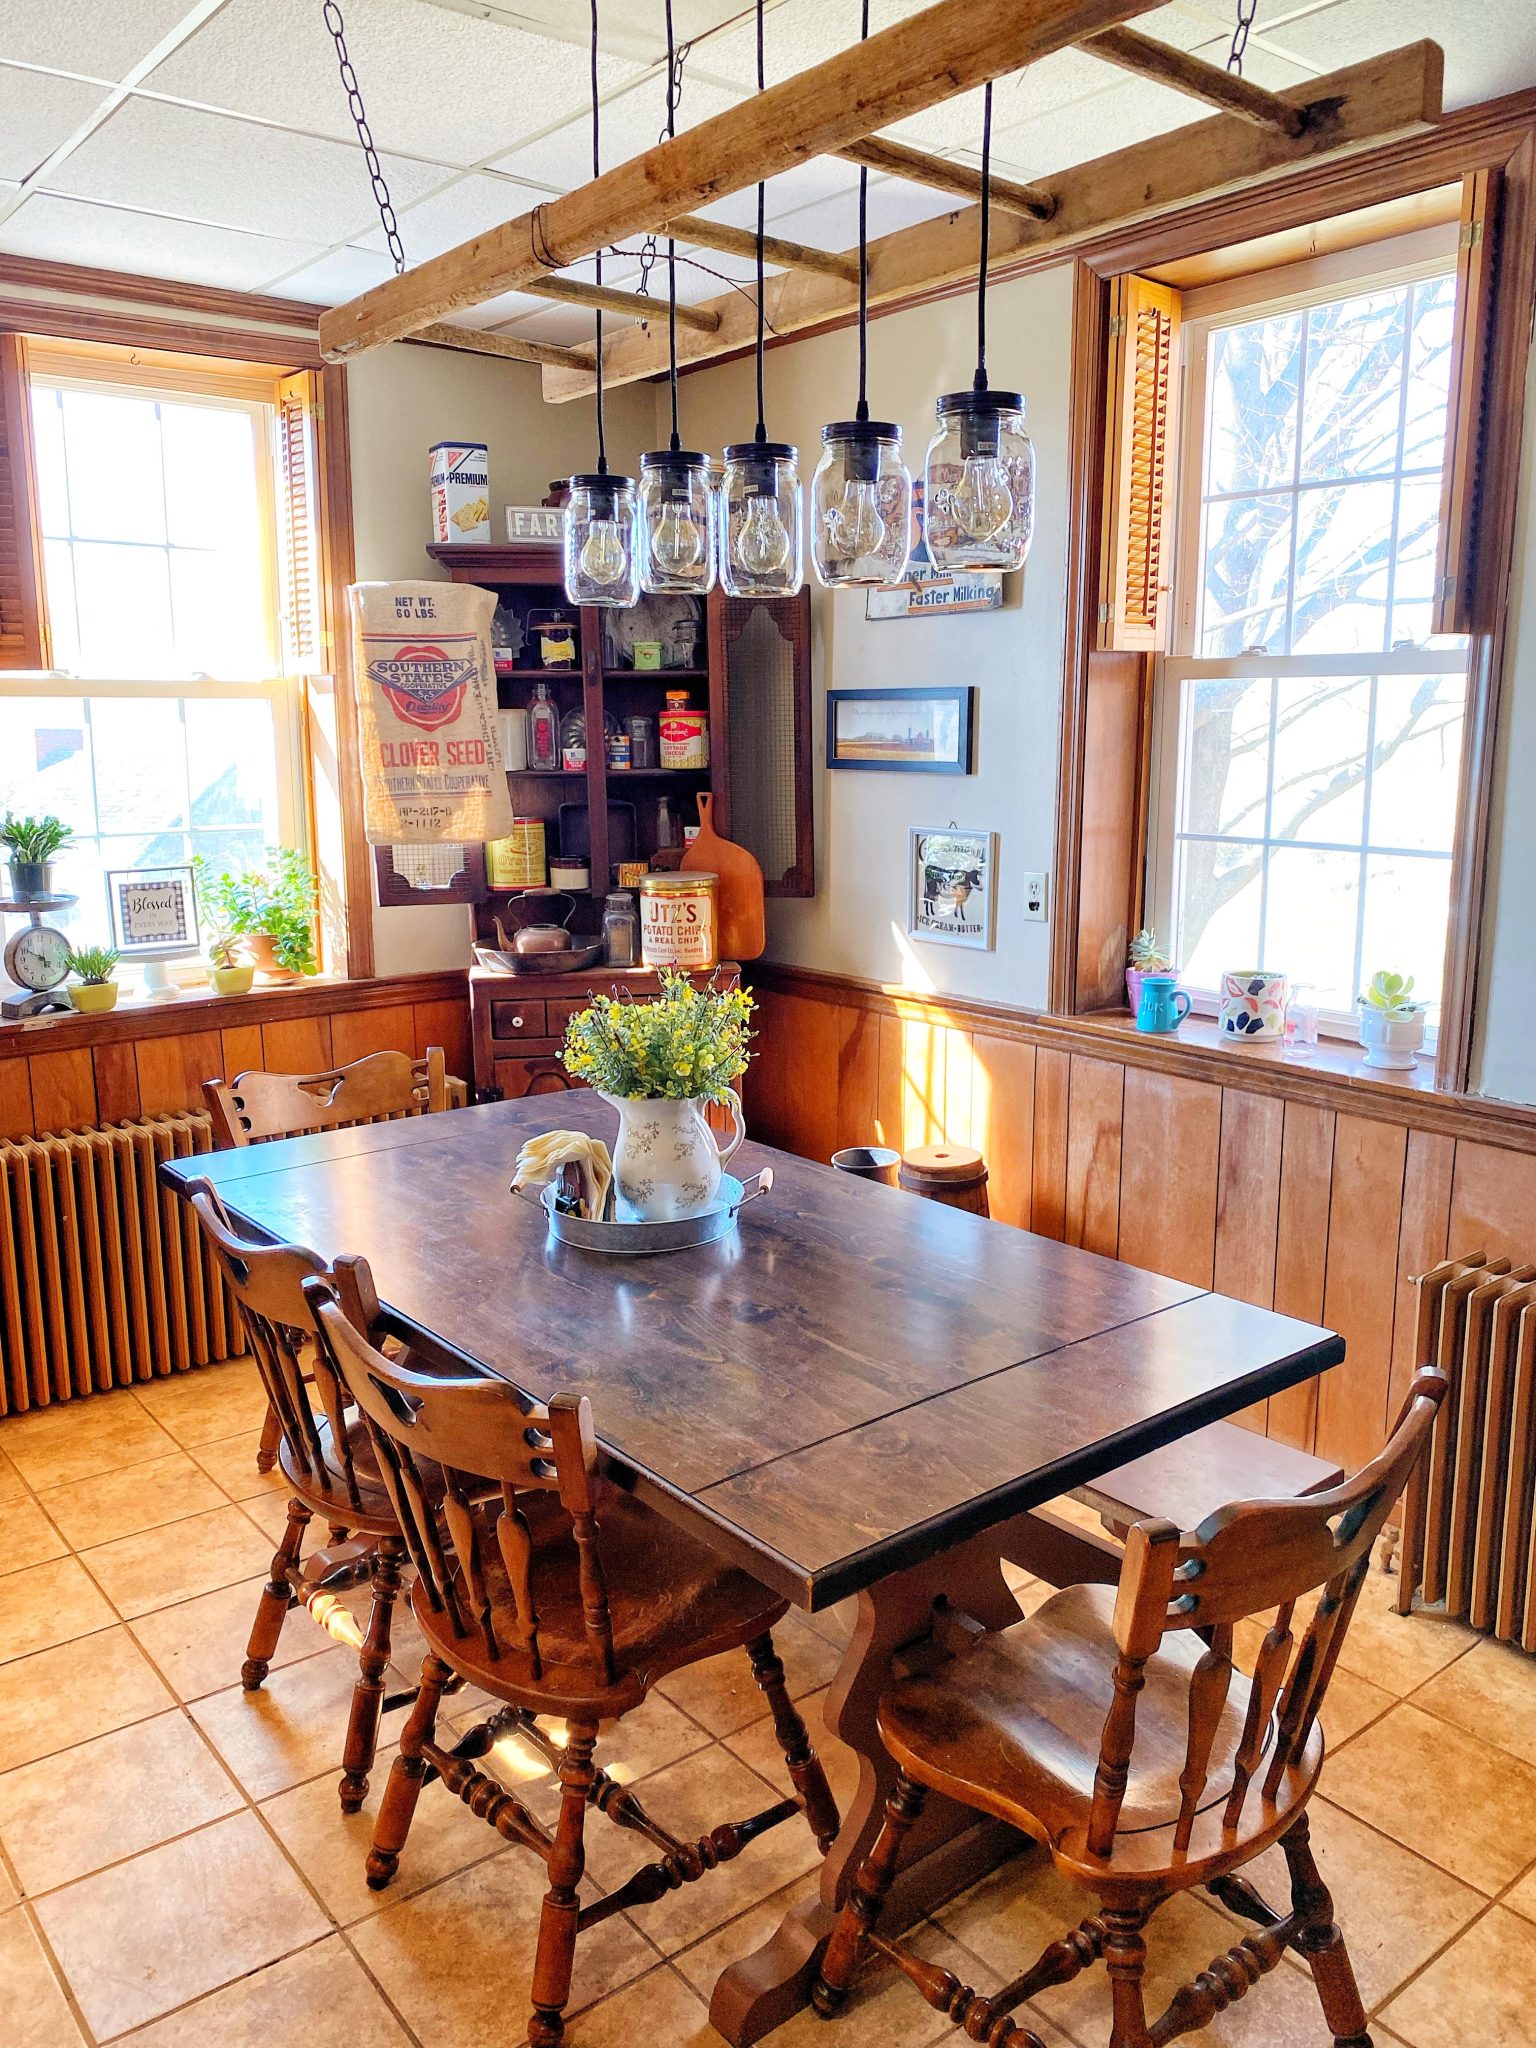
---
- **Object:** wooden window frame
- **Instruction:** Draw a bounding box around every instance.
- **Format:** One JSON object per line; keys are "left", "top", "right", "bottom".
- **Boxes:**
{"left": 0, "top": 280, "right": 373, "bottom": 978}
{"left": 1054, "top": 102, "right": 1536, "bottom": 1095}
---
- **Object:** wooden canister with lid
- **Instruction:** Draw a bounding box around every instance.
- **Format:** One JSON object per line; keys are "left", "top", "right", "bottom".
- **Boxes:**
{"left": 897, "top": 1144, "right": 990, "bottom": 1216}
{"left": 639, "top": 871, "right": 718, "bottom": 971}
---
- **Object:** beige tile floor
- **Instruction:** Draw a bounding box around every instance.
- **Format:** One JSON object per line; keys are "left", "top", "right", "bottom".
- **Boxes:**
{"left": 3, "top": 1361, "right": 1536, "bottom": 2047}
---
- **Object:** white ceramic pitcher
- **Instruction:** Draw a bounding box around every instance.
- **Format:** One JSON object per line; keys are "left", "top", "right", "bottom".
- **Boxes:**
{"left": 601, "top": 1090, "right": 745, "bottom": 1221}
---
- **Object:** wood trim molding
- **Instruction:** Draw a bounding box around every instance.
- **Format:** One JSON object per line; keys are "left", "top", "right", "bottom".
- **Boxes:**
{"left": 0, "top": 295, "right": 322, "bottom": 368}
{"left": 0, "top": 970, "right": 467, "bottom": 1066}
{"left": 313, "top": 363, "right": 374, "bottom": 979}
{"left": 748, "top": 959, "right": 1536, "bottom": 1155}
{"left": 0, "top": 253, "right": 323, "bottom": 328}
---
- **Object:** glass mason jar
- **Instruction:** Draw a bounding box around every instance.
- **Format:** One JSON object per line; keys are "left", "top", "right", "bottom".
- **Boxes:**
{"left": 719, "top": 441, "right": 803, "bottom": 597}
{"left": 811, "top": 420, "right": 912, "bottom": 588}
{"left": 638, "top": 449, "right": 716, "bottom": 594}
{"left": 562, "top": 472, "right": 640, "bottom": 607}
{"left": 923, "top": 389, "right": 1035, "bottom": 571}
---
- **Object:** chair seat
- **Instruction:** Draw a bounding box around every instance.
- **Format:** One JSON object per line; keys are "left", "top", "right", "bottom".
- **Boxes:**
{"left": 277, "top": 1412, "right": 399, "bottom": 1538}
{"left": 413, "top": 1476, "right": 787, "bottom": 1716}
{"left": 1076, "top": 1422, "right": 1343, "bottom": 1540}
{"left": 878, "top": 1582, "right": 1307, "bottom": 1873}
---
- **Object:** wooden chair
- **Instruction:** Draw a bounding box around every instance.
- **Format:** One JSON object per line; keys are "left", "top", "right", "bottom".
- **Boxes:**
{"left": 203, "top": 1048, "right": 450, "bottom": 1471}
{"left": 185, "top": 1179, "right": 417, "bottom": 1814}
{"left": 813, "top": 1368, "right": 1447, "bottom": 2048}
{"left": 305, "top": 1270, "right": 842, "bottom": 2048}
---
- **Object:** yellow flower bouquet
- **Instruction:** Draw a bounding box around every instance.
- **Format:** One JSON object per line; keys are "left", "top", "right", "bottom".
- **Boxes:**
{"left": 561, "top": 970, "right": 754, "bottom": 1103}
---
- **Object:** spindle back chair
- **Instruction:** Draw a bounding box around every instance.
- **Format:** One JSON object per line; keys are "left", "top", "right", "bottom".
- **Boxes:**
{"left": 306, "top": 1270, "right": 841, "bottom": 2048}
{"left": 184, "top": 1180, "right": 412, "bottom": 1812}
{"left": 814, "top": 1367, "right": 1447, "bottom": 2048}
{"left": 203, "top": 1046, "right": 447, "bottom": 1147}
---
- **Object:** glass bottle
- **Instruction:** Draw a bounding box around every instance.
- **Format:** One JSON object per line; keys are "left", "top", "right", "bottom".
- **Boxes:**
{"left": 559, "top": 707, "right": 587, "bottom": 771}
{"left": 602, "top": 890, "right": 640, "bottom": 967}
{"left": 811, "top": 420, "right": 912, "bottom": 588}
{"left": 526, "top": 680, "right": 559, "bottom": 771}
{"left": 655, "top": 796, "right": 678, "bottom": 850}
{"left": 923, "top": 390, "right": 1035, "bottom": 571}
{"left": 720, "top": 441, "right": 803, "bottom": 596}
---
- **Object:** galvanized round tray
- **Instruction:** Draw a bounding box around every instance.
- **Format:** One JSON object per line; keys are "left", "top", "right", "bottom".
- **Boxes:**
{"left": 514, "top": 1168, "right": 772, "bottom": 1254}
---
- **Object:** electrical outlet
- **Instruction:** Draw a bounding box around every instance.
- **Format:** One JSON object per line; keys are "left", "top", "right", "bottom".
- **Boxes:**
{"left": 1022, "top": 871, "right": 1049, "bottom": 922}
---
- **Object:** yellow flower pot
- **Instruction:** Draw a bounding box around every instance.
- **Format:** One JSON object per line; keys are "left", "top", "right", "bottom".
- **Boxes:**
{"left": 210, "top": 964, "right": 256, "bottom": 995}
{"left": 68, "top": 981, "right": 119, "bottom": 1014}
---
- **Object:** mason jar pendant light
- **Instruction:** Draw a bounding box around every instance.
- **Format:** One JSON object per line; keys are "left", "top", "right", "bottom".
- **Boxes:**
{"left": 810, "top": 0, "right": 911, "bottom": 590}
{"left": 720, "top": 0, "right": 803, "bottom": 597}
{"left": 639, "top": 0, "right": 716, "bottom": 596}
{"left": 563, "top": 0, "right": 640, "bottom": 608}
{"left": 923, "top": 82, "right": 1035, "bottom": 573}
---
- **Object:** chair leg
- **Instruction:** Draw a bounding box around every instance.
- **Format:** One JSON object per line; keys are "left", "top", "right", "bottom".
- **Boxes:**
{"left": 812, "top": 1770, "right": 928, "bottom": 2015}
{"left": 242, "top": 1498, "right": 310, "bottom": 1690}
{"left": 367, "top": 1652, "right": 452, "bottom": 1889}
{"left": 339, "top": 1534, "right": 405, "bottom": 1814}
{"left": 255, "top": 1401, "right": 281, "bottom": 1473}
{"left": 1103, "top": 1908, "right": 1153, "bottom": 2048}
{"left": 529, "top": 1718, "right": 599, "bottom": 2048}
{"left": 1282, "top": 1812, "right": 1372, "bottom": 2048}
{"left": 746, "top": 1631, "right": 841, "bottom": 1853}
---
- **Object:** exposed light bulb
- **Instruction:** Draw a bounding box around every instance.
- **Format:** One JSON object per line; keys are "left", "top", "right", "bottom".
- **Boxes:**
{"left": 952, "top": 455, "right": 1014, "bottom": 542}
{"left": 737, "top": 490, "right": 792, "bottom": 577}
{"left": 651, "top": 496, "right": 706, "bottom": 577}
{"left": 827, "top": 477, "right": 885, "bottom": 561}
{"left": 578, "top": 517, "right": 628, "bottom": 588}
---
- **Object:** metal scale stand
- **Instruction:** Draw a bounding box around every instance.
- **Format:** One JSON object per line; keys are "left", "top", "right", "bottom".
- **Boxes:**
{"left": 0, "top": 893, "right": 78, "bottom": 1018}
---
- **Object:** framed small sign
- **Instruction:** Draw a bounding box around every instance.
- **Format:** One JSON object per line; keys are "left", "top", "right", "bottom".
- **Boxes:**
{"left": 908, "top": 827, "right": 998, "bottom": 950}
{"left": 828, "top": 687, "right": 974, "bottom": 773}
{"left": 866, "top": 482, "right": 1004, "bottom": 620}
{"left": 505, "top": 505, "right": 563, "bottom": 543}
{"left": 107, "top": 866, "right": 199, "bottom": 956}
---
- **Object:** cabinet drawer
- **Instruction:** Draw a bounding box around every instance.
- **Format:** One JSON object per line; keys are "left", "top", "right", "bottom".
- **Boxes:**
{"left": 491, "top": 999, "right": 546, "bottom": 1039}
{"left": 495, "top": 1057, "right": 584, "bottom": 1099}
{"left": 545, "top": 997, "right": 592, "bottom": 1038}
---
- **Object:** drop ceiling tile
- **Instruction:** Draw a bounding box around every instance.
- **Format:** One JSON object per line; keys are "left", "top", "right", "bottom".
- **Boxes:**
{"left": 141, "top": 0, "right": 647, "bottom": 167}
{"left": 760, "top": 174, "right": 957, "bottom": 256}
{"left": 461, "top": 0, "right": 741, "bottom": 66}
{"left": 501, "top": 302, "right": 637, "bottom": 347}
{"left": 1251, "top": 0, "right": 1536, "bottom": 110}
{"left": 490, "top": 68, "right": 744, "bottom": 191}
{"left": 254, "top": 244, "right": 398, "bottom": 303}
{"left": 0, "top": 1, "right": 191, "bottom": 81}
{"left": 356, "top": 172, "right": 549, "bottom": 260}
{"left": 0, "top": 63, "right": 112, "bottom": 181}
{"left": 0, "top": 191, "right": 325, "bottom": 290}
{"left": 986, "top": 74, "right": 1225, "bottom": 183}
{"left": 691, "top": 157, "right": 864, "bottom": 238}
{"left": 694, "top": 0, "right": 932, "bottom": 93}
{"left": 45, "top": 95, "right": 451, "bottom": 246}
{"left": 442, "top": 288, "right": 560, "bottom": 328}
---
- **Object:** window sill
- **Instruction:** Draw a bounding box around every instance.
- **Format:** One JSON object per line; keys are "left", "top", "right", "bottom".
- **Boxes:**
{"left": 0, "top": 968, "right": 468, "bottom": 1057}
{"left": 1070, "top": 1008, "right": 1444, "bottom": 1099}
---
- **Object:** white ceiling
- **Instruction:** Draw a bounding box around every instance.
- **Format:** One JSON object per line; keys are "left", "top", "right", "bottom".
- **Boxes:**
{"left": 0, "top": 0, "right": 1533, "bottom": 343}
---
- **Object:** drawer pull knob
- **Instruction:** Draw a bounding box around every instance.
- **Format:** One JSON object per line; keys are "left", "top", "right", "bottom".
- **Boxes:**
{"left": 512, "top": 1016, "right": 524, "bottom": 1029}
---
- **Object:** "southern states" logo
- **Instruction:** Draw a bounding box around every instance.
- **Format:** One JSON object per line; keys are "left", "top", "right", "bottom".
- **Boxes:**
{"left": 366, "top": 643, "right": 479, "bottom": 731}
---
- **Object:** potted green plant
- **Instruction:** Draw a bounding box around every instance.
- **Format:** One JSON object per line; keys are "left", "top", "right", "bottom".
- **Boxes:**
{"left": 2, "top": 814, "right": 73, "bottom": 902}
{"left": 1358, "top": 969, "right": 1425, "bottom": 1070}
{"left": 1127, "top": 927, "right": 1173, "bottom": 1015}
{"left": 193, "top": 848, "right": 318, "bottom": 983}
{"left": 63, "top": 943, "right": 120, "bottom": 1015}
{"left": 206, "top": 929, "right": 257, "bottom": 997}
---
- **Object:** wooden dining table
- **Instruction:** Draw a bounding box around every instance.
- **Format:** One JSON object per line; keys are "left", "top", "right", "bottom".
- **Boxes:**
{"left": 162, "top": 1093, "right": 1343, "bottom": 2044}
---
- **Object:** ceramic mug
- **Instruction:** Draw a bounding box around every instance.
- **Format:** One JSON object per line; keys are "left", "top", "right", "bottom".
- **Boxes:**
{"left": 1219, "top": 970, "right": 1289, "bottom": 1040}
{"left": 1135, "top": 973, "right": 1191, "bottom": 1034}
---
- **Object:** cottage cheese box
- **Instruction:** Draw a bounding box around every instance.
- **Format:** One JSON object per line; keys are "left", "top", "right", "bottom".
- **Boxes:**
{"left": 429, "top": 440, "right": 490, "bottom": 543}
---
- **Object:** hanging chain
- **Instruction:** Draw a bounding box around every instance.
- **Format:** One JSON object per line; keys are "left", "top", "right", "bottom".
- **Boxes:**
{"left": 1227, "top": 0, "right": 1258, "bottom": 77}
{"left": 636, "top": 36, "right": 692, "bottom": 300}
{"left": 322, "top": 1, "right": 406, "bottom": 274}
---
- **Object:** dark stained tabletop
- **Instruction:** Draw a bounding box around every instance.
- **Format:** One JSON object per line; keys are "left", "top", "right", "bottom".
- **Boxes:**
{"left": 164, "top": 1096, "right": 1344, "bottom": 1606}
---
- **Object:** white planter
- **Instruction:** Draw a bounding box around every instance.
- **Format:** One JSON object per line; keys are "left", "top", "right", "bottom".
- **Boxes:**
{"left": 601, "top": 1089, "right": 744, "bottom": 1220}
{"left": 1358, "top": 1007, "right": 1425, "bottom": 1070}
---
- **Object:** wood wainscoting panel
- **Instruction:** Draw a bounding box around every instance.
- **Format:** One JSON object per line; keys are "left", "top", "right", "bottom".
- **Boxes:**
{"left": 1448, "top": 1140, "right": 1536, "bottom": 1262}
{"left": 0, "top": 1057, "right": 33, "bottom": 1140}
{"left": 1117, "top": 1066, "right": 1221, "bottom": 1286}
{"left": 92, "top": 1041, "right": 141, "bottom": 1124}
{"left": 330, "top": 1001, "right": 415, "bottom": 1067}
{"left": 1387, "top": 1128, "right": 1454, "bottom": 1418}
{"left": 834, "top": 1004, "right": 881, "bottom": 1154}
{"left": 1317, "top": 1114, "right": 1409, "bottom": 1470}
{"left": 1214, "top": 1089, "right": 1285, "bottom": 1428}
{"left": 1030, "top": 1047, "right": 1070, "bottom": 1239}
{"left": 259, "top": 1014, "right": 332, "bottom": 1073}
{"left": 1064, "top": 1055, "right": 1124, "bottom": 1256}
{"left": 27, "top": 1049, "right": 96, "bottom": 1134}
{"left": 972, "top": 1032, "right": 1035, "bottom": 1230}
{"left": 134, "top": 1030, "right": 225, "bottom": 1118}
{"left": 1267, "top": 1101, "right": 1336, "bottom": 1450}
{"left": 412, "top": 996, "right": 472, "bottom": 1080}
{"left": 219, "top": 1023, "right": 266, "bottom": 1082}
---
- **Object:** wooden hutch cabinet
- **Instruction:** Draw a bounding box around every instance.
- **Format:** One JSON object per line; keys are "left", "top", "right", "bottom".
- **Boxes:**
{"left": 399, "top": 537, "right": 808, "bottom": 1099}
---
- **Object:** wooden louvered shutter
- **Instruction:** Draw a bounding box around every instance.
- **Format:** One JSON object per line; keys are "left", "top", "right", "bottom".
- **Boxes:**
{"left": 0, "top": 334, "right": 50, "bottom": 669}
{"left": 276, "top": 369, "right": 323, "bottom": 672}
{"left": 1432, "top": 167, "right": 1500, "bottom": 636}
{"left": 1099, "top": 274, "right": 1181, "bottom": 652}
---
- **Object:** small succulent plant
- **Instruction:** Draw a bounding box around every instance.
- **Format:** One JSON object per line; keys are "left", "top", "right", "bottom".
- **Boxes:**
{"left": 1360, "top": 969, "right": 1420, "bottom": 1019}
{"left": 2, "top": 813, "right": 73, "bottom": 863}
{"left": 1128, "top": 927, "right": 1170, "bottom": 971}
{"left": 64, "top": 944, "right": 120, "bottom": 986}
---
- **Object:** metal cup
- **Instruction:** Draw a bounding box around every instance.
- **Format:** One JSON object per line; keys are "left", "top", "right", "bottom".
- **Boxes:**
{"left": 831, "top": 1145, "right": 901, "bottom": 1186}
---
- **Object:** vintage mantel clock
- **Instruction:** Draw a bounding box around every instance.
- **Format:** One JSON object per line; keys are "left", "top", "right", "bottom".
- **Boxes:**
{"left": 0, "top": 896, "right": 77, "bottom": 1018}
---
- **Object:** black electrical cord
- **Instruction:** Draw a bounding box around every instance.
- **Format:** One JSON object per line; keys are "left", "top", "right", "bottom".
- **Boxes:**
{"left": 974, "top": 81, "right": 992, "bottom": 394}
{"left": 855, "top": 0, "right": 870, "bottom": 423}
{"left": 665, "top": 0, "right": 681, "bottom": 452}
{"left": 751, "top": 0, "right": 768, "bottom": 443}
{"left": 589, "top": 0, "right": 608, "bottom": 477}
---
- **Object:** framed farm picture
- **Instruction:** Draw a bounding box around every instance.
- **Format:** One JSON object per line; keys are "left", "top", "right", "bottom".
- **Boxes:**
{"left": 827, "top": 686, "right": 974, "bottom": 774}
{"left": 908, "top": 826, "right": 998, "bottom": 950}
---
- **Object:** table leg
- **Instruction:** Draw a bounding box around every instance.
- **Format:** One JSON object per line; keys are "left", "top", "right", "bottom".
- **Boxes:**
{"left": 708, "top": 1507, "right": 1121, "bottom": 2044}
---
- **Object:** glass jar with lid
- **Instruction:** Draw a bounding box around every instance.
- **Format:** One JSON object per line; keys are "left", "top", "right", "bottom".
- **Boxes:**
{"left": 602, "top": 890, "right": 640, "bottom": 967}
{"left": 720, "top": 441, "right": 803, "bottom": 597}
{"left": 923, "top": 389, "right": 1035, "bottom": 571}
{"left": 811, "top": 420, "right": 912, "bottom": 588}
{"left": 562, "top": 473, "right": 640, "bottom": 607}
